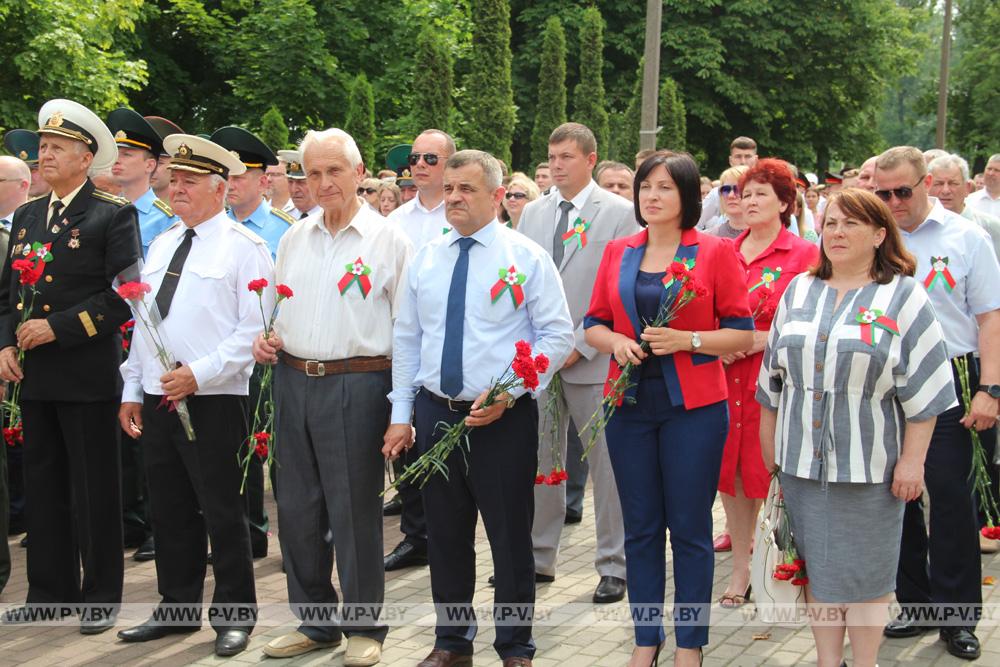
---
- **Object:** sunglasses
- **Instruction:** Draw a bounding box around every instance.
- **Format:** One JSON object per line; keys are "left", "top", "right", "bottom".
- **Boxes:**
{"left": 357, "top": 187, "right": 377, "bottom": 195}
{"left": 408, "top": 152, "right": 441, "bottom": 166}
{"left": 874, "top": 177, "right": 923, "bottom": 202}
{"left": 720, "top": 185, "right": 740, "bottom": 197}
{"left": 505, "top": 192, "right": 528, "bottom": 200}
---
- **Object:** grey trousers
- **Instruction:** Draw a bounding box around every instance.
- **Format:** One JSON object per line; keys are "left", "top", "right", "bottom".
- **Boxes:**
{"left": 274, "top": 363, "right": 389, "bottom": 643}
{"left": 532, "top": 381, "right": 626, "bottom": 579}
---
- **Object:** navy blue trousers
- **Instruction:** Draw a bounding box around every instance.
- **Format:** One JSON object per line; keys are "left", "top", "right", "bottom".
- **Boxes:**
{"left": 606, "top": 378, "right": 727, "bottom": 648}
{"left": 416, "top": 389, "right": 538, "bottom": 660}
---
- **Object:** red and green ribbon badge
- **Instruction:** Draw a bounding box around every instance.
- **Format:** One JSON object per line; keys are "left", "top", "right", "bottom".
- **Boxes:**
{"left": 491, "top": 265, "right": 527, "bottom": 309}
{"left": 923, "top": 256, "right": 956, "bottom": 292}
{"left": 749, "top": 266, "right": 782, "bottom": 292}
{"left": 337, "top": 257, "right": 373, "bottom": 298}
{"left": 662, "top": 256, "right": 696, "bottom": 289}
{"left": 561, "top": 217, "right": 591, "bottom": 249}
{"left": 854, "top": 306, "right": 899, "bottom": 346}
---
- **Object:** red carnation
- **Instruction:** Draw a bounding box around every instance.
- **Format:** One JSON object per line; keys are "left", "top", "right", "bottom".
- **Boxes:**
{"left": 669, "top": 262, "right": 690, "bottom": 280}
{"left": 519, "top": 366, "right": 539, "bottom": 392}
{"left": 117, "top": 281, "right": 153, "bottom": 301}
{"left": 253, "top": 431, "right": 270, "bottom": 458}
{"left": 535, "top": 473, "right": 545, "bottom": 485}
{"left": 515, "top": 340, "right": 532, "bottom": 359}
{"left": 982, "top": 526, "right": 1000, "bottom": 540}
{"left": 791, "top": 576, "right": 809, "bottom": 586}
{"left": 12, "top": 259, "right": 43, "bottom": 286}
{"left": 545, "top": 472, "right": 561, "bottom": 485}
{"left": 559, "top": 469, "right": 569, "bottom": 481}
{"left": 276, "top": 284, "right": 294, "bottom": 299}
{"left": 247, "top": 278, "right": 268, "bottom": 294}
{"left": 773, "top": 570, "right": 794, "bottom": 581}
{"left": 533, "top": 354, "right": 550, "bottom": 374}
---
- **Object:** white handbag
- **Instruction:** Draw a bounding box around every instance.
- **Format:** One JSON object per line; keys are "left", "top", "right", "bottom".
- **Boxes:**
{"left": 750, "top": 475, "right": 806, "bottom": 625}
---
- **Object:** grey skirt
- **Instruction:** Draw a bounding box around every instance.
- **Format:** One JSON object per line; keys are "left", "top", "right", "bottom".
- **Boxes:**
{"left": 779, "top": 472, "right": 904, "bottom": 603}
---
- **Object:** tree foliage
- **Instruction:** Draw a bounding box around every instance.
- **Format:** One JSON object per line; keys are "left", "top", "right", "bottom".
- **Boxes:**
{"left": 950, "top": 0, "right": 1000, "bottom": 169}
{"left": 259, "top": 106, "right": 289, "bottom": 152}
{"left": 572, "top": 7, "right": 610, "bottom": 158}
{"left": 411, "top": 25, "right": 454, "bottom": 134}
{"left": 530, "top": 17, "right": 568, "bottom": 166}
{"left": 658, "top": 77, "right": 686, "bottom": 152}
{"left": 611, "top": 58, "right": 643, "bottom": 164}
{"left": 462, "top": 0, "right": 516, "bottom": 164}
{"left": 345, "top": 73, "right": 377, "bottom": 171}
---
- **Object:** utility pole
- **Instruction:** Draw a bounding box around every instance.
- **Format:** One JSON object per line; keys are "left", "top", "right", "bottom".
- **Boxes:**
{"left": 639, "top": 0, "right": 662, "bottom": 151}
{"left": 936, "top": 0, "right": 953, "bottom": 149}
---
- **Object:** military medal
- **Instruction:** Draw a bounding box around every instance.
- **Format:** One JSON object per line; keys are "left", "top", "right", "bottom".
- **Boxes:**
{"left": 21, "top": 245, "right": 31, "bottom": 256}
{"left": 68, "top": 229, "right": 81, "bottom": 249}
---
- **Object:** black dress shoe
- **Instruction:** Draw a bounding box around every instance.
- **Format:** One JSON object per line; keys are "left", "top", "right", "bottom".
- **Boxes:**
{"left": 20, "top": 535, "right": 27, "bottom": 548}
{"left": 118, "top": 619, "right": 200, "bottom": 642}
{"left": 384, "top": 541, "right": 428, "bottom": 571}
{"left": 251, "top": 544, "right": 268, "bottom": 559}
{"left": 883, "top": 613, "right": 929, "bottom": 638}
{"left": 564, "top": 509, "right": 582, "bottom": 525}
{"left": 215, "top": 629, "right": 250, "bottom": 656}
{"left": 383, "top": 495, "right": 403, "bottom": 516}
{"left": 133, "top": 536, "right": 155, "bottom": 562}
{"left": 593, "top": 575, "right": 626, "bottom": 603}
{"left": 940, "top": 627, "right": 980, "bottom": 660}
{"left": 488, "top": 572, "right": 555, "bottom": 587}
{"left": 80, "top": 610, "right": 118, "bottom": 635}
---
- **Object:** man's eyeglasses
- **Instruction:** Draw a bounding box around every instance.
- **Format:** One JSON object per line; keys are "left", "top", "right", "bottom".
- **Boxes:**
{"left": 505, "top": 192, "right": 528, "bottom": 200}
{"left": 357, "top": 187, "right": 378, "bottom": 195}
{"left": 408, "top": 152, "right": 442, "bottom": 166}
{"left": 720, "top": 185, "right": 739, "bottom": 197}
{"left": 874, "top": 177, "right": 924, "bottom": 202}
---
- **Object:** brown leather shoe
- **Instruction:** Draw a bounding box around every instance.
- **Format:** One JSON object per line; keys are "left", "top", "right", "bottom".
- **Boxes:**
{"left": 502, "top": 658, "right": 532, "bottom": 667}
{"left": 417, "top": 648, "right": 473, "bottom": 667}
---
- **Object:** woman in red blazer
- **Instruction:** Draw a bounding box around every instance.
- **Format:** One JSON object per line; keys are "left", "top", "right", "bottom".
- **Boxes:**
{"left": 584, "top": 152, "right": 754, "bottom": 667}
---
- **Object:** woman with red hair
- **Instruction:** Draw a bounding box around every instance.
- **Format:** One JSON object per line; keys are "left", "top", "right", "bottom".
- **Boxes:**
{"left": 717, "top": 158, "right": 819, "bottom": 608}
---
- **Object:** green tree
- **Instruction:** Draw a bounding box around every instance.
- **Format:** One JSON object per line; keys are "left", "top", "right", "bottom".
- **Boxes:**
{"left": 658, "top": 77, "right": 686, "bottom": 151}
{"left": 345, "top": 73, "right": 376, "bottom": 170}
{"left": 950, "top": 0, "right": 1000, "bottom": 168}
{"left": 530, "top": 16, "right": 568, "bottom": 165}
{"left": 411, "top": 25, "right": 454, "bottom": 133}
{"left": 572, "top": 7, "right": 610, "bottom": 157}
{"left": 258, "top": 106, "right": 289, "bottom": 152}
{"left": 462, "top": 0, "right": 516, "bottom": 164}
{"left": 0, "top": 0, "right": 147, "bottom": 130}
{"left": 612, "top": 58, "right": 643, "bottom": 164}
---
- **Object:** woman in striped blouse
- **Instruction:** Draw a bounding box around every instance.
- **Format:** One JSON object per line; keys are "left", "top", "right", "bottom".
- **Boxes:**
{"left": 757, "top": 189, "right": 956, "bottom": 667}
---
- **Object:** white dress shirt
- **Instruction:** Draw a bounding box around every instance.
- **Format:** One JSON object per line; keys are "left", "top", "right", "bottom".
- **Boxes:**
{"left": 389, "top": 220, "right": 575, "bottom": 424}
{"left": 121, "top": 210, "right": 275, "bottom": 401}
{"left": 967, "top": 188, "right": 1000, "bottom": 219}
{"left": 47, "top": 180, "right": 87, "bottom": 223}
{"left": 553, "top": 179, "right": 597, "bottom": 229}
{"left": 899, "top": 198, "right": 1000, "bottom": 358}
{"left": 387, "top": 193, "right": 450, "bottom": 249}
{"left": 273, "top": 204, "right": 413, "bottom": 360}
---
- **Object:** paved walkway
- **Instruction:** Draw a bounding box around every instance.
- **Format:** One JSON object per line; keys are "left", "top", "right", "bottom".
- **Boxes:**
{"left": 2, "top": 479, "right": 999, "bottom": 666}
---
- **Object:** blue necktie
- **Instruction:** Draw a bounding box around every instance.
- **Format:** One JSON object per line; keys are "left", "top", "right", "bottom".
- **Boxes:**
{"left": 440, "top": 237, "right": 476, "bottom": 397}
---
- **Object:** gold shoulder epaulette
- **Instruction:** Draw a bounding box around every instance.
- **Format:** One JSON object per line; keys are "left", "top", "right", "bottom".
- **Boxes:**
{"left": 232, "top": 222, "right": 268, "bottom": 245}
{"left": 152, "top": 198, "right": 174, "bottom": 217}
{"left": 92, "top": 189, "right": 129, "bottom": 206}
{"left": 271, "top": 207, "right": 295, "bottom": 225}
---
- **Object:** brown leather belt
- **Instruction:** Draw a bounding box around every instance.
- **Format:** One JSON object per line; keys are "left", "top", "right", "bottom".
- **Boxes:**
{"left": 281, "top": 352, "right": 390, "bottom": 377}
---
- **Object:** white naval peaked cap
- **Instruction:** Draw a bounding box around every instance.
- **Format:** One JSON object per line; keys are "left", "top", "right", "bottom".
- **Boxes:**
{"left": 162, "top": 134, "right": 247, "bottom": 178}
{"left": 37, "top": 98, "right": 118, "bottom": 173}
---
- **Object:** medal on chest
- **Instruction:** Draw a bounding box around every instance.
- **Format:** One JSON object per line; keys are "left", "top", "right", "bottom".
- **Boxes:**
{"left": 923, "top": 256, "right": 956, "bottom": 292}
{"left": 337, "top": 257, "right": 372, "bottom": 298}
{"left": 491, "top": 265, "right": 526, "bottom": 309}
{"left": 68, "top": 228, "right": 81, "bottom": 249}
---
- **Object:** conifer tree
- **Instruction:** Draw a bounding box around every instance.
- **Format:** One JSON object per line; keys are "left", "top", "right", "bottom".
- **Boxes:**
{"left": 412, "top": 25, "right": 454, "bottom": 133}
{"left": 344, "top": 73, "right": 376, "bottom": 169}
{"left": 463, "top": 0, "right": 516, "bottom": 164}
{"left": 572, "top": 7, "right": 610, "bottom": 156}
{"left": 530, "top": 16, "right": 567, "bottom": 165}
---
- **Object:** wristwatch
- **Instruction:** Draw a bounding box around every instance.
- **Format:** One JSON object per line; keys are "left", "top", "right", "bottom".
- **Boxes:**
{"left": 691, "top": 331, "right": 702, "bottom": 351}
{"left": 978, "top": 384, "right": 1000, "bottom": 399}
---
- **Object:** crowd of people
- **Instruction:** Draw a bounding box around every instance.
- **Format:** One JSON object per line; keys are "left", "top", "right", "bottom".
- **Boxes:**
{"left": 0, "top": 96, "right": 998, "bottom": 667}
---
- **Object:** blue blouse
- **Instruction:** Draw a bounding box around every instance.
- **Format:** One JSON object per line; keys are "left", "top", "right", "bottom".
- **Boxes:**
{"left": 636, "top": 270, "right": 665, "bottom": 379}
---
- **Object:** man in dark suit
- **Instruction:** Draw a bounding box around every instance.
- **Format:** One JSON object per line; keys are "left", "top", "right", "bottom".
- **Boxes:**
{"left": 0, "top": 99, "right": 141, "bottom": 634}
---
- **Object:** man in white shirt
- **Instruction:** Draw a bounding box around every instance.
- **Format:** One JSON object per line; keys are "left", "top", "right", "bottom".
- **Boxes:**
{"left": 384, "top": 129, "right": 456, "bottom": 573}
{"left": 385, "top": 149, "right": 574, "bottom": 667}
{"left": 252, "top": 128, "right": 412, "bottom": 667}
{"left": 117, "top": 134, "right": 273, "bottom": 657}
{"left": 266, "top": 159, "right": 291, "bottom": 212}
{"left": 966, "top": 154, "right": 1000, "bottom": 219}
{"left": 0, "top": 156, "right": 30, "bottom": 238}
{"left": 928, "top": 153, "right": 1000, "bottom": 261}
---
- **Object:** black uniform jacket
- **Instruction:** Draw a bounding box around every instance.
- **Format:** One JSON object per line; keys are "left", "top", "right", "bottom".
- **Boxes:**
{"left": 0, "top": 179, "right": 141, "bottom": 401}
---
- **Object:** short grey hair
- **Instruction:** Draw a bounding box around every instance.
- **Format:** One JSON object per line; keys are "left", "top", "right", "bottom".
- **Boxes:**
{"left": 299, "top": 128, "right": 363, "bottom": 170}
{"left": 988, "top": 153, "right": 1000, "bottom": 166}
{"left": 928, "top": 153, "right": 970, "bottom": 182}
{"left": 446, "top": 150, "right": 503, "bottom": 190}
{"left": 922, "top": 148, "right": 948, "bottom": 164}
{"left": 210, "top": 173, "right": 229, "bottom": 198}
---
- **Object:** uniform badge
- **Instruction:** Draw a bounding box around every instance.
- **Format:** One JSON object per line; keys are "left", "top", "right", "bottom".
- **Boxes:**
{"left": 114, "top": 130, "right": 128, "bottom": 141}
{"left": 18, "top": 150, "right": 27, "bottom": 160}
{"left": 51, "top": 225, "right": 61, "bottom": 234}
{"left": 68, "top": 229, "right": 81, "bottom": 249}
{"left": 48, "top": 111, "right": 64, "bottom": 127}
{"left": 177, "top": 143, "right": 192, "bottom": 158}
{"left": 22, "top": 245, "right": 31, "bottom": 256}
{"left": 17, "top": 228, "right": 26, "bottom": 240}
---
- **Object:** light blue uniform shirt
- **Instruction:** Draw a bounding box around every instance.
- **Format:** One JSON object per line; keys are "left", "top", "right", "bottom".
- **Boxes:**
{"left": 900, "top": 198, "right": 1000, "bottom": 358}
{"left": 134, "top": 188, "right": 176, "bottom": 257}
{"left": 389, "top": 220, "right": 575, "bottom": 423}
{"left": 229, "top": 198, "right": 293, "bottom": 258}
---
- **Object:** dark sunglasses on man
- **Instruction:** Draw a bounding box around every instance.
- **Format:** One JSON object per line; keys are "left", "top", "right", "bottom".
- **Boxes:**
{"left": 505, "top": 192, "right": 528, "bottom": 200}
{"left": 874, "top": 177, "right": 923, "bottom": 202}
{"left": 408, "top": 152, "right": 441, "bottom": 166}
{"left": 357, "top": 187, "right": 378, "bottom": 195}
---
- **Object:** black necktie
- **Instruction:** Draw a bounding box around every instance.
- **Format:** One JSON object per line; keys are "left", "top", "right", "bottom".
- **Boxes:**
{"left": 552, "top": 200, "right": 574, "bottom": 266}
{"left": 49, "top": 200, "right": 64, "bottom": 229}
{"left": 300, "top": 210, "right": 309, "bottom": 219}
{"left": 154, "top": 228, "right": 196, "bottom": 319}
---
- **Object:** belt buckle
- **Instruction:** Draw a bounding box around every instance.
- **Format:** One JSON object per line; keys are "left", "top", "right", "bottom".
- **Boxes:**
{"left": 446, "top": 397, "right": 463, "bottom": 413}
{"left": 305, "top": 360, "right": 326, "bottom": 377}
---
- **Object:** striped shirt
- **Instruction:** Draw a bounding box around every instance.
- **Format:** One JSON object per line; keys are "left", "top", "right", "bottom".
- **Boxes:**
{"left": 756, "top": 274, "right": 956, "bottom": 484}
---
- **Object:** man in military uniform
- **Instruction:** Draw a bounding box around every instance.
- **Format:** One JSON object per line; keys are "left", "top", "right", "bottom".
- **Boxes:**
{"left": 266, "top": 159, "right": 291, "bottom": 212}
{"left": 3, "top": 129, "right": 51, "bottom": 199}
{"left": 277, "top": 149, "right": 321, "bottom": 220}
{"left": 144, "top": 116, "right": 185, "bottom": 202}
{"left": 210, "top": 126, "right": 293, "bottom": 559}
{"left": 0, "top": 98, "right": 141, "bottom": 633}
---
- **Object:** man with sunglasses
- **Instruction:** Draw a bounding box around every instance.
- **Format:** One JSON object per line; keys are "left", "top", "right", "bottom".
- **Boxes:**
{"left": 876, "top": 146, "right": 1000, "bottom": 661}
{"left": 384, "top": 129, "right": 456, "bottom": 572}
